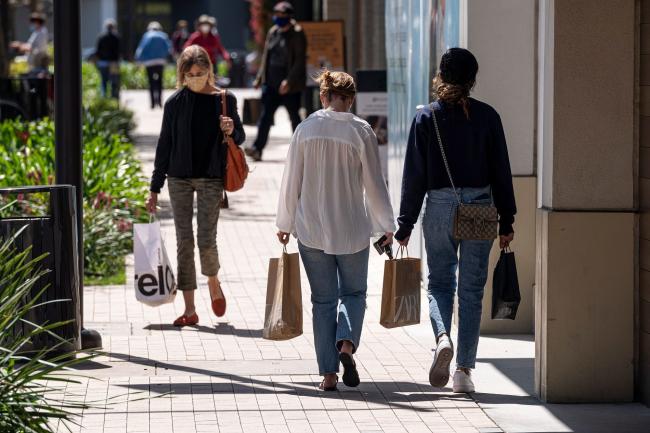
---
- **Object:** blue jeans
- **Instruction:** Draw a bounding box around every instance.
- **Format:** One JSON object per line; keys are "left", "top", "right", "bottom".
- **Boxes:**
{"left": 298, "top": 242, "right": 369, "bottom": 375}
{"left": 423, "top": 186, "right": 494, "bottom": 369}
{"left": 97, "top": 63, "right": 120, "bottom": 99}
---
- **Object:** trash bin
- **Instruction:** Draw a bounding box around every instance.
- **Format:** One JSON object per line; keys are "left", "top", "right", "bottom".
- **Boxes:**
{"left": 0, "top": 185, "right": 81, "bottom": 355}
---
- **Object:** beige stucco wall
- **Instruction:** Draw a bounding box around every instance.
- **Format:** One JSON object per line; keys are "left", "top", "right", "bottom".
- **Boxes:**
{"left": 467, "top": 0, "right": 536, "bottom": 177}
{"left": 535, "top": 211, "right": 635, "bottom": 402}
{"left": 536, "top": 0, "right": 637, "bottom": 402}
{"left": 541, "top": 0, "right": 636, "bottom": 210}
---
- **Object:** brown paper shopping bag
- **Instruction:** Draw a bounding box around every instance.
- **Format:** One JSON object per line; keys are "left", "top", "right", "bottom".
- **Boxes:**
{"left": 263, "top": 247, "right": 303, "bottom": 340}
{"left": 380, "top": 246, "right": 422, "bottom": 328}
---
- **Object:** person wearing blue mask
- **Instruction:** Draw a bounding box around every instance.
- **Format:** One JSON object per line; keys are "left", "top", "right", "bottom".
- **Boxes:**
{"left": 247, "top": 1, "right": 307, "bottom": 162}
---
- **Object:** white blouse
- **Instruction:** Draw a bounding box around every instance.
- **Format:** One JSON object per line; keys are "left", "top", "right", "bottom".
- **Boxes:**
{"left": 276, "top": 109, "right": 396, "bottom": 255}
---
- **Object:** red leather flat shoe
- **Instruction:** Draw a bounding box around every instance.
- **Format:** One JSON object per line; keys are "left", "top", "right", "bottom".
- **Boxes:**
{"left": 211, "top": 296, "right": 226, "bottom": 317}
{"left": 173, "top": 313, "right": 199, "bottom": 327}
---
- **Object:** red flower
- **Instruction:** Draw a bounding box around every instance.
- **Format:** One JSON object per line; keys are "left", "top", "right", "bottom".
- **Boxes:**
{"left": 16, "top": 130, "right": 30, "bottom": 143}
{"left": 116, "top": 218, "right": 132, "bottom": 232}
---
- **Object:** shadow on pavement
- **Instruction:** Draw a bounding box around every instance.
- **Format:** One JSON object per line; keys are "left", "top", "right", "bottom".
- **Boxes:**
{"left": 475, "top": 356, "right": 650, "bottom": 433}
{"left": 143, "top": 323, "right": 263, "bottom": 338}
{"left": 92, "top": 352, "right": 474, "bottom": 412}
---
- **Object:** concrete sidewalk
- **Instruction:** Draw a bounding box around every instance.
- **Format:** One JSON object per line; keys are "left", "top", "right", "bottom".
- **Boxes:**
{"left": 56, "top": 90, "right": 650, "bottom": 433}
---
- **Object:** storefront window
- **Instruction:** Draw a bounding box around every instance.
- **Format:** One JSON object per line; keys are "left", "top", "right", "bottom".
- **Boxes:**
{"left": 385, "top": 0, "right": 461, "bottom": 254}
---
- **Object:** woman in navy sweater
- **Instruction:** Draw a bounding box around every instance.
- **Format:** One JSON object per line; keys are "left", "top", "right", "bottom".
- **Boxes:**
{"left": 395, "top": 48, "right": 516, "bottom": 393}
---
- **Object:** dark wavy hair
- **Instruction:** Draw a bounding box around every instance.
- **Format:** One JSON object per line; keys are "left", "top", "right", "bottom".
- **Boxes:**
{"left": 433, "top": 48, "right": 479, "bottom": 118}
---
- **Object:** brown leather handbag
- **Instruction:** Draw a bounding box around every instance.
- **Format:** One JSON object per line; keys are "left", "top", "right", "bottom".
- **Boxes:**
{"left": 221, "top": 90, "right": 248, "bottom": 192}
{"left": 432, "top": 108, "right": 498, "bottom": 240}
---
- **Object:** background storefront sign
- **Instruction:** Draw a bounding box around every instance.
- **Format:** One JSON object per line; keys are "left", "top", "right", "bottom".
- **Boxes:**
{"left": 300, "top": 21, "right": 345, "bottom": 87}
{"left": 356, "top": 70, "right": 388, "bottom": 183}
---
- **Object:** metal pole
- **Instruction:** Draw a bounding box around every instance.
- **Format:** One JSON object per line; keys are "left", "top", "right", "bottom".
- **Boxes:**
{"left": 53, "top": 0, "right": 101, "bottom": 350}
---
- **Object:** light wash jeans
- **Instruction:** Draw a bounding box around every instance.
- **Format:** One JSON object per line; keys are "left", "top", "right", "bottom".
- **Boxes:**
{"left": 423, "top": 186, "right": 494, "bottom": 369}
{"left": 298, "top": 242, "right": 369, "bottom": 375}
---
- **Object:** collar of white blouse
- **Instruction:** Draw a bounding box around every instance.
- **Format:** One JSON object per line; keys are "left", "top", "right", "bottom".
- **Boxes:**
{"left": 315, "top": 108, "right": 355, "bottom": 121}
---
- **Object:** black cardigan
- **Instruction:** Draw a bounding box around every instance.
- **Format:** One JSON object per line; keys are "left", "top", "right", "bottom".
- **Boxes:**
{"left": 150, "top": 87, "right": 245, "bottom": 193}
{"left": 395, "top": 99, "right": 516, "bottom": 241}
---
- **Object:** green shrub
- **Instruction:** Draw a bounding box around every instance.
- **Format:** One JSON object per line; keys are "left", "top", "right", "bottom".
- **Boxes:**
{"left": 83, "top": 61, "right": 177, "bottom": 91}
{"left": 0, "top": 118, "right": 148, "bottom": 283}
{"left": 81, "top": 62, "right": 102, "bottom": 104}
{"left": 85, "top": 97, "right": 136, "bottom": 141}
{"left": 119, "top": 62, "right": 177, "bottom": 90}
{"left": 0, "top": 228, "right": 94, "bottom": 432}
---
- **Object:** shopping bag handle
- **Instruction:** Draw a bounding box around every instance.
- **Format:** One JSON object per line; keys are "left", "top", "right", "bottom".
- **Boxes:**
{"left": 282, "top": 244, "right": 288, "bottom": 254}
{"left": 396, "top": 245, "right": 409, "bottom": 259}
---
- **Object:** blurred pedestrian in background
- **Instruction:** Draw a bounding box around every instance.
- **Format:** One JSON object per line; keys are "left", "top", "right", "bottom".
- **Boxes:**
{"left": 94, "top": 19, "right": 121, "bottom": 99}
{"left": 247, "top": 1, "right": 306, "bottom": 162}
{"left": 172, "top": 20, "right": 190, "bottom": 59}
{"left": 184, "top": 15, "right": 230, "bottom": 70}
{"left": 136, "top": 21, "right": 172, "bottom": 109}
{"left": 10, "top": 12, "right": 49, "bottom": 75}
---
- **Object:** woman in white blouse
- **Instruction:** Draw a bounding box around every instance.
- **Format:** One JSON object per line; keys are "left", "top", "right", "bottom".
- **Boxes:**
{"left": 277, "top": 70, "right": 395, "bottom": 391}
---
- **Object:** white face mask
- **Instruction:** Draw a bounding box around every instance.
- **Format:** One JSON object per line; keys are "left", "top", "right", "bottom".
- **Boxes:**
{"left": 186, "top": 74, "right": 209, "bottom": 92}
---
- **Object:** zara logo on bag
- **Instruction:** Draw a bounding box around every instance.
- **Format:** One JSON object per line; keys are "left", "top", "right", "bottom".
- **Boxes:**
{"left": 135, "top": 263, "right": 176, "bottom": 297}
{"left": 394, "top": 294, "right": 420, "bottom": 322}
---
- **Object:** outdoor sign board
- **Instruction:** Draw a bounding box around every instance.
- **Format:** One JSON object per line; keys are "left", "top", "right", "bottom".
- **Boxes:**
{"left": 356, "top": 70, "right": 388, "bottom": 183}
{"left": 299, "top": 21, "right": 345, "bottom": 87}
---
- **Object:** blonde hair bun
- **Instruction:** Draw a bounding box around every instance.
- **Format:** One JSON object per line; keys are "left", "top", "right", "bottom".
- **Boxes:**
{"left": 315, "top": 69, "right": 356, "bottom": 99}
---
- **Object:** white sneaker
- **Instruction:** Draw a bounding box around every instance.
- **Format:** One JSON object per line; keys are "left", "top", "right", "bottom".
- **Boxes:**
{"left": 429, "top": 335, "right": 454, "bottom": 388}
{"left": 452, "top": 369, "right": 475, "bottom": 393}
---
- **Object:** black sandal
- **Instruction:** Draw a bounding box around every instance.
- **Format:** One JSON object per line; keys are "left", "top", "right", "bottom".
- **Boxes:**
{"left": 339, "top": 352, "right": 360, "bottom": 387}
{"left": 319, "top": 376, "right": 338, "bottom": 391}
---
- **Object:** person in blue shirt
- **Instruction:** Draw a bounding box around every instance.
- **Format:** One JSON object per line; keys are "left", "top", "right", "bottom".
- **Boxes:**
{"left": 135, "top": 22, "right": 172, "bottom": 109}
{"left": 396, "top": 48, "right": 516, "bottom": 394}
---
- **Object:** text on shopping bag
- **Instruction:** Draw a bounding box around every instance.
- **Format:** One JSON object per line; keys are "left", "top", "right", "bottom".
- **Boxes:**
{"left": 135, "top": 262, "right": 176, "bottom": 297}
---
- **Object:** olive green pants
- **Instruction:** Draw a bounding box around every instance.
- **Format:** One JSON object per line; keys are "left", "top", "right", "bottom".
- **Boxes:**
{"left": 168, "top": 177, "right": 223, "bottom": 291}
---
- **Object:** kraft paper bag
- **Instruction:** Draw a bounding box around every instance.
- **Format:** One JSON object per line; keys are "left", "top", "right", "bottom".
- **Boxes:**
{"left": 263, "top": 247, "right": 303, "bottom": 340}
{"left": 380, "top": 248, "right": 421, "bottom": 328}
{"left": 133, "top": 221, "right": 177, "bottom": 307}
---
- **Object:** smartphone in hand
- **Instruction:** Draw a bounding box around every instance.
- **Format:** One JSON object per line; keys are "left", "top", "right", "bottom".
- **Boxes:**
{"left": 373, "top": 235, "right": 394, "bottom": 260}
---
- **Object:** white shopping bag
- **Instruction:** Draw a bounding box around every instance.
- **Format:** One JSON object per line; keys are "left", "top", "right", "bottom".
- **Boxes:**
{"left": 133, "top": 221, "right": 177, "bottom": 307}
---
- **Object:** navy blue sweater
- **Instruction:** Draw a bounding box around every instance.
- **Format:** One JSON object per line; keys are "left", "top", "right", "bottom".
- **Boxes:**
{"left": 395, "top": 99, "right": 516, "bottom": 241}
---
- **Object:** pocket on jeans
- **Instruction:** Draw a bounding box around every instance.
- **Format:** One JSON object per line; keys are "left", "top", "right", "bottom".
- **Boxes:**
{"left": 424, "top": 201, "right": 454, "bottom": 232}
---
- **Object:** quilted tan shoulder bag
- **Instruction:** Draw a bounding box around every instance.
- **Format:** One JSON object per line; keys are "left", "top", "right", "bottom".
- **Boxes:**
{"left": 431, "top": 108, "right": 498, "bottom": 240}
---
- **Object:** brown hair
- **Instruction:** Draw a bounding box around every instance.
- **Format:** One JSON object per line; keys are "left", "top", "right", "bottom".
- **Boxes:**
{"left": 432, "top": 72, "right": 474, "bottom": 118}
{"left": 176, "top": 45, "right": 215, "bottom": 89}
{"left": 315, "top": 69, "right": 356, "bottom": 100}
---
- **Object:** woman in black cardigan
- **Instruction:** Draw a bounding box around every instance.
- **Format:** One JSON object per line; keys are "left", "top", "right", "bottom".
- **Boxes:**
{"left": 396, "top": 48, "right": 516, "bottom": 393}
{"left": 146, "top": 45, "right": 245, "bottom": 326}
